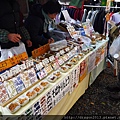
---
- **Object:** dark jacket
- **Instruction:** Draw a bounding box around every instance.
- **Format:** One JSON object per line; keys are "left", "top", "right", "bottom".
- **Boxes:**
{"left": 93, "top": 10, "right": 106, "bottom": 34}
{"left": 25, "top": 4, "right": 50, "bottom": 49}
{"left": 0, "top": 0, "right": 28, "bottom": 49}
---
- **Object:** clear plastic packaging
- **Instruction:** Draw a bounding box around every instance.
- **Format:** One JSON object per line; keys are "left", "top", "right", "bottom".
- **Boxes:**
{"left": 50, "top": 39, "right": 67, "bottom": 51}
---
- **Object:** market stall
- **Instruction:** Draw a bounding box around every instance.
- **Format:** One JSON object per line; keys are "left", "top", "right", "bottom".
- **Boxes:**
{"left": 0, "top": 37, "right": 108, "bottom": 119}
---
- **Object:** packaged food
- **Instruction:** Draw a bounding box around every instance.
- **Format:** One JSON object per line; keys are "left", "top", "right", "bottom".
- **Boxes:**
{"left": 28, "top": 67, "right": 38, "bottom": 84}
{"left": 33, "top": 85, "right": 44, "bottom": 94}
{"left": 53, "top": 71, "right": 61, "bottom": 79}
{"left": 60, "top": 66, "right": 68, "bottom": 73}
{"left": 18, "top": 95, "right": 29, "bottom": 106}
{"left": 12, "top": 75, "right": 25, "bottom": 93}
{"left": 4, "top": 79, "right": 17, "bottom": 98}
{"left": 7, "top": 101, "right": 20, "bottom": 113}
{"left": 20, "top": 71, "right": 32, "bottom": 88}
{"left": 65, "top": 62, "right": 73, "bottom": 69}
{"left": 0, "top": 82, "right": 10, "bottom": 104}
{"left": 26, "top": 90, "right": 37, "bottom": 100}
{"left": 78, "top": 53, "right": 84, "bottom": 58}
{"left": 47, "top": 74, "right": 57, "bottom": 83}
{"left": 73, "top": 55, "right": 81, "bottom": 61}
{"left": 82, "top": 48, "right": 89, "bottom": 54}
{"left": 40, "top": 81, "right": 49, "bottom": 89}
{"left": 70, "top": 58, "right": 78, "bottom": 65}
{"left": 50, "top": 40, "right": 67, "bottom": 52}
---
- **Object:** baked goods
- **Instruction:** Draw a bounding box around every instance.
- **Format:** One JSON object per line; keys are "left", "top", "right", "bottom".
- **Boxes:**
{"left": 79, "top": 53, "right": 84, "bottom": 58}
{"left": 47, "top": 74, "right": 57, "bottom": 83}
{"left": 18, "top": 96, "right": 29, "bottom": 106}
{"left": 40, "top": 81, "right": 49, "bottom": 88}
{"left": 33, "top": 86, "right": 43, "bottom": 94}
{"left": 8, "top": 102, "right": 20, "bottom": 113}
{"left": 60, "top": 66, "right": 68, "bottom": 73}
{"left": 18, "top": 98, "right": 27, "bottom": 104}
{"left": 65, "top": 62, "right": 73, "bottom": 69}
{"left": 53, "top": 71, "right": 61, "bottom": 78}
{"left": 70, "top": 58, "right": 78, "bottom": 64}
{"left": 74, "top": 55, "right": 81, "bottom": 61}
{"left": 26, "top": 90, "right": 37, "bottom": 99}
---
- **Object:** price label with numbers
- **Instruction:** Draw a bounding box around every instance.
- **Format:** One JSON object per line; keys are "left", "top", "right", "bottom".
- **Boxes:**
{"left": 59, "top": 50, "right": 65, "bottom": 55}
{"left": 58, "top": 57, "right": 64, "bottom": 66}
{"left": 62, "top": 54, "right": 69, "bottom": 62}
{"left": 65, "top": 47, "right": 70, "bottom": 52}
{"left": 42, "top": 58, "right": 50, "bottom": 66}
{"left": 0, "top": 52, "right": 28, "bottom": 72}
{"left": 36, "top": 62, "right": 44, "bottom": 71}
{"left": 74, "top": 46, "right": 78, "bottom": 51}
{"left": 56, "top": 53, "right": 60, "bottom": 58}
{"left": 49, "top": 55, "right": 55, "bottom": 62}
{"left": 51, "top": 61, "right": 60, "bottom": 70}
{"left": 44, "top": 65, "right": 53, "bottom": 74}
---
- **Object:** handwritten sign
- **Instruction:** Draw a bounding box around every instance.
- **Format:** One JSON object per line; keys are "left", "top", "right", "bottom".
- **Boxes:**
{"left": 32, "top": 43, "right": 50, "bottom": 58}
{"left": 0, "top": 52, "right": 28, "bottom": 72}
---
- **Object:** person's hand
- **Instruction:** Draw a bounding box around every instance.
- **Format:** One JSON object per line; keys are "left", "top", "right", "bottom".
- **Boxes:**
{"left": 48, "top": 38, "right": 54, "bottom": 43}
{"left": 26, "top": 40, "right": 32, "bottom": 47}
{"left": 8, "top": 33, "right": 21, "bottom": 43}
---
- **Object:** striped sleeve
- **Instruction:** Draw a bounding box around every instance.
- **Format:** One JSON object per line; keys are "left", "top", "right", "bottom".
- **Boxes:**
{"left": 0, "top": 29, "right": 9, "bottom": 43}
{"left": 20, "top": 26, "right": 30, "bottom": 41}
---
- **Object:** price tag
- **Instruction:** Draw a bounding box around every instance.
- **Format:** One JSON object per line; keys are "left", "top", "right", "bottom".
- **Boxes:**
{"left": 37, "top": 68, "right": 47, "bottom": 80}
{"left": 0, "top": 82, "right": 10, "bottom": 105}
{"left": 58, "top": 57, "right": 64, "bottom": 66}
{"left": 65, "top": 47, "right": 70, "bottom": 52}
{"left": 42, "top": 58, "right": 50, "bottom": 66}
{"left": 74, "top": 46, "right": 78, "bottom": 51}
{"left": 71, "top": 48, "right": 76, "bottom": 55}
{"left": 66, "top": 52, "right": 71, "bottom": 59}
{"left": 51, "top": 61, "right": 60, "bottom": 70}
{"left": 62, "top": 54, "right": 69, "bottom": 62}
{"left": 0, "top": 71, "right": 8, "bottom": 82}
{"left": 36, "top": 62, "right": 44, "bottom": 71}
{"left": 0, "top": 52, "right": 28, "bottom": 72}
{"left": 59, "top": 50, "right": 65, "bottom": 55}
{"left": 68, "top": 51, "right": 73, "bottom": 58}
{"left": 32, "top": 43, "right": 50, "bottom": 58}
{"left": 56, "top": 53, "right": 60, "bottom": 58}
{"left": 49, "top": 55, "right": 55, "bottom": 62}
{"left": 44, "top": 65, "right": 53, "bottom": 74}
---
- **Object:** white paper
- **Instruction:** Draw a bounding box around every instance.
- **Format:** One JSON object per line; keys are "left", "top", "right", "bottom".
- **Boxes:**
{"left": 88, "top": 51, "right": 96, "bottom": 73}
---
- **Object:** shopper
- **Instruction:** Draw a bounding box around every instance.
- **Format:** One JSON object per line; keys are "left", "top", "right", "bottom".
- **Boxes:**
{"left": 0, "top": 0, "right": 32, "bottom": 61}
{"left": 107, "top": 26, "right": 120, "bottom": 101}
{"left": 24, "top": 0, "right": 61, "bottom": 50}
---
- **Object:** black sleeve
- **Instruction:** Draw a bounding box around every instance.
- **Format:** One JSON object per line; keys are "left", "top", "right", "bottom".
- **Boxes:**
{"left": 25, "top": 16, "right": 49, "bottom": 47}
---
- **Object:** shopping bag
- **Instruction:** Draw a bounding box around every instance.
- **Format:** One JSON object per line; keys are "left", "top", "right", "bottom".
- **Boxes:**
{"left": 109, "top": 36, "right": 120, "bottom": 58}
{"left": 0, "top": 42, "right": 27, "bottom": 61}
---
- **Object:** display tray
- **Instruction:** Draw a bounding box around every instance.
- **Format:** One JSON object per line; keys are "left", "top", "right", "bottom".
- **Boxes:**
{"left": 7, "top": 101, "right": 21, "bottom": 114}
{"left": 65, "top": 62, "right": 73, "bottom": 69}
{"left": 53, "top": 70, "right": 62, "bottom": 79}
{"left": 26, "top": 89, "right": 37, "bottom": 100}
{"left": 60, "top": 65, "right": 69, "bottom": 73}
{"left": 17, "top": 95, "right": 29, "bottom": 106}
{"left": 47, "top": 74, "right": 57, "bottom": 83}
{"left": 40, "top": 81, "right": 49, "bottom": 89}
{"left": 33, "top": 85, "right": 44, "bottom": 94}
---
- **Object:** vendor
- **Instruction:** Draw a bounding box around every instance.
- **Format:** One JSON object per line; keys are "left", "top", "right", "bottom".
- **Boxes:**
{"left": 24, "top": 0, "right": 61, "bottom": 51}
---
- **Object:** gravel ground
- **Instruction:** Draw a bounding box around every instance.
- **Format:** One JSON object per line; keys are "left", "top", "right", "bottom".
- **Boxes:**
{"left": 63, "top": 65, "right": 120, "bottom": 117}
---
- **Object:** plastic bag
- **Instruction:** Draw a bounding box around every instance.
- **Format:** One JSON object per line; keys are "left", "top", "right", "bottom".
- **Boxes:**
{"left": 50, "top": 39, "right": 67, "bottom": 51}
{"left": 109, "top": 35, "right": 120, "bottom": 57}
{"left": 0, "top": 42, "right": 26, "bottom": 61}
